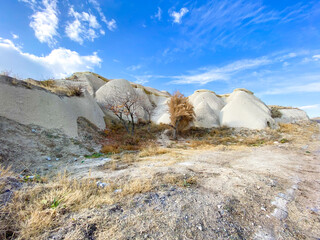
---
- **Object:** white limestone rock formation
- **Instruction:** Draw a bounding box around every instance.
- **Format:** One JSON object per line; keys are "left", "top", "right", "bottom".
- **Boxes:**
{"left": 189, "top": 90, "right": 225, "bottom": 128}
{"left": 0, "top": 76, "right": 105, "bottom": 137}
{"left": 275, "top": 108, "right": 309, "bottom": 123}
{"left": 220, "top": 89, "right": 276, "bottom": 129}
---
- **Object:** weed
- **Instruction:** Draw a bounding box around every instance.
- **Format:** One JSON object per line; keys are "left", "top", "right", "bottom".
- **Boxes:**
{"left": 280, "top": 138, "right": 289, "bottom": 143}
{"left": 84, "top": 153, "right": 105, "bottom": 158}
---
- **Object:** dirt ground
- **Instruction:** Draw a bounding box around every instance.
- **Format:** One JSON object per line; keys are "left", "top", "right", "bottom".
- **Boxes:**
{"left": 0, "top": 117, "right": 319, "bottom": 239}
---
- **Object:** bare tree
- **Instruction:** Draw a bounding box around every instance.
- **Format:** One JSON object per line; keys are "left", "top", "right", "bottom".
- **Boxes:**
{"left": 168, "top": 91, "right": 195, "bottom": 140}
{"left": 140, "top": 100, "right": 156, "bottom": 131}
{"left": 105, "top": 88, "right": 141, "bottom": 135}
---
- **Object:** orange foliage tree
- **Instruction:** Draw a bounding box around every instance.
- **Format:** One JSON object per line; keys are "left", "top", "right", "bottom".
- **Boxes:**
{"left": 168, "top": 91, "right": 195, "bottom": 139}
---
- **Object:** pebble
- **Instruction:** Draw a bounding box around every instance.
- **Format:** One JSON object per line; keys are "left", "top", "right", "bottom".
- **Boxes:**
{"left": 55, "top": 158, "right": 60, "bottom": 161}
{"left": 74, "top": 158, "right": 77, "bottom": 161}
{"left": 31, "top": 129, "right": 36, "bottom": 133}
{"left": 114, "top": 189, "right": 122, "bottom": 193}
{"left": 96, "top": 181, "right": 109, "bottom": 188}
{"left": 46, "top": 157, "right": 51, "bottom": 161}
{"left": 197, "top": 225, "right": 203, "bottom": 231}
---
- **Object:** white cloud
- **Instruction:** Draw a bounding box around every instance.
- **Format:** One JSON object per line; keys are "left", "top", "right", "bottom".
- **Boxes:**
{"left": 263, "top": 82, "right": 320, "bottom": 95}
{"left": 312, "top": 55, "right": 320, "bottom": 60}
{"left": 11, "top": 33, "right": 19, "bottom": 39}
{"left": 0, "top": 37, "right": 101, "bottom": 79}
{"left": 300, "top": 104, "right": 320, "bottom": 110}
{"left": 171, "top": 57, "right": 271, "bottom": 84}
{"left": 106, "top": 19, "right": 117, "bottom": 31}
{"left": 88, "top": 0, "right": 117, "bottom": 31}
{"left": 65, "top": 7, "right": 102, "bottom": 44}
{"left": 127, "top": 65, "right": 142, "bottom": 71}
{"left": 29, "top": 0, "right": 59, "bottom": 46}
{"left": 153, "top": 7, "right": 162, "bottom": 21}
{"left": 170, "top": 7, "right": 189, "bottom": 24}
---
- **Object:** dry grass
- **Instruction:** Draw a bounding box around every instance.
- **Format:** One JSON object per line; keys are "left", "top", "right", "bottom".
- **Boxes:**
{"left": 139, "top": 145, "right": 170, "bottom": 157}
{"left": 0, "top": 168, "right": 198, "bottom": 239}
{"left": 66, "top": 85, "right": 84, "bottom": 96}
{"left": 185, "top": 126, "right": 280, "bottom": 149}
{"left": 0, "top": 165, "right": 13, "bottom": 178}
{"left": 24, "top": 79, "right": 84, "bottom": 97}
{"left": 278, "top": 122, "right": 319, "bottom": 144}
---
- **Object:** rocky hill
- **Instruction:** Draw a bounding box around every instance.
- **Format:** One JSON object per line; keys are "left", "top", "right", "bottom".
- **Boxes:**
{"left": 0, "top": 72, "right": 310, "bottom": 137}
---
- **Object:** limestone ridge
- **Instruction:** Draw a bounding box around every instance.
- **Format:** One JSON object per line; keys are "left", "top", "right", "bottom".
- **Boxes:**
{"left": 0, "top": 73, "right": 310, "bottom": 136}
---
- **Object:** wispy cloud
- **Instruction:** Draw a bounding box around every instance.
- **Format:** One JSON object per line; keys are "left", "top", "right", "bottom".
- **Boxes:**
{"left": 127, "top": 64, "right": 142, "bottom": 71}
{"left": 24, "top": 0, "right": 59, "bottom": 46}
{"left": 170, "top": 7, "right": 189, "bottom": 24}
{"left": 300, "top": 104, "right": 320, "bottom": 110}
{"left": 170, "top": 57, "right": 271, "bottom": 84}
{"left": 88, "top": 0, "right": 117, "bottom": 31}
{"left": 11, "top": 33, "right": 19, "bottom": 39}
{"left": 106, "top": 19, "right": 117, "bottom": 31}
{"left": 65, "top": 7, "right": 103, "bottom": 44}
{"left": 262, "top": 82, "right": 320, "bottom": 95}
{"left": 152, "top": 7, "right": 162, "bottom": 21}
{"left": 177, "top": 0, "right": 317, "bottom": 49}
{"left": 0, "top": 37, "right": 101, "bottom": 79}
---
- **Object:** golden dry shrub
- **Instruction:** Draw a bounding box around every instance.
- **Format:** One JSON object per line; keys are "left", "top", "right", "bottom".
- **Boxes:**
{"left": 168, "top": 91, "right": 195, "bottom": 139}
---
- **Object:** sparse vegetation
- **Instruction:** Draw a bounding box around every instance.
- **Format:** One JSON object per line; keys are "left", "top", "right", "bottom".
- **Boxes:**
{"left": 271, "top": 106, "right": 283, "bottom": 118}
{"left": 66, "top": 84, "right": 84, "bottom": 96}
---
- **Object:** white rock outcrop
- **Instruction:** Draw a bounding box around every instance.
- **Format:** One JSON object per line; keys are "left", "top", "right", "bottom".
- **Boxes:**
{"left": 0, "top": 76, "right": 105, "bottom": 137}
{"left": 220, "top": 89, "right": 276, "bottom": 129}
{"left": 189, "top": 90, "right": 225, "bottom": 128}
{"left": 55, "top": 72, "right": 107, "bottom": 97}
{"left": 276, "top": 108, "right": 309, "bottom": 123}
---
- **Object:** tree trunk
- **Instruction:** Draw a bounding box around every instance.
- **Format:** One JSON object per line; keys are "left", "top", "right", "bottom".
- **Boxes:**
{"left": 129, "top": 113, "right": 135, "bottom": 136}
{"left": 173, "top": 120, "right": 179, "bottom": 140}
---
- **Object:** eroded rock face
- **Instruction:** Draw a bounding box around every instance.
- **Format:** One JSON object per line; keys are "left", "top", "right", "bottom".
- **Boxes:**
{"left": 275, "top": 108, "right": 309, "bottom": 124}
{"left": 220, "top": 90, "right": 276, "bottom": 130}
{"left": 189, "top": 90, "right": 225, "bottom": 128}
{"left": 0, "top": 76, "right": 105, "bottom": 137}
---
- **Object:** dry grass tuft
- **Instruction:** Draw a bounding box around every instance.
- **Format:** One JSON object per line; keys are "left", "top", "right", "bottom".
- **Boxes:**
{"left": 139, "top": 145, "right": 170, "bottom": 157}
{"left": 66, "top": 85, "right": 84, "bottom": 96}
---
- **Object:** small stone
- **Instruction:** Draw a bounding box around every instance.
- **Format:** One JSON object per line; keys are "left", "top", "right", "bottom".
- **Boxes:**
{"left": 261, "top": 207, "right": 266, "bottom": 211}
{"left": 55, "top": 158, "right": 60, "bottom": 161}
{"left": 257, "top": 186, "right": 261, "bottom": 190}
{"left": 46, "top": 157, "right": 51, "bottom": 161}
{"left": 217, "top": 204, "right": 222, "bottom": 209}
{"left": 31, "top": 129, "right": 36, "bottom": 133}
{"left": 28, "top": 175, "right": 35, "bottom": 179}
{"left": 301, "top": 145, "right": 309, "bottom": 150}
{"left": 197, "top": 224, "right": 203, "bottom": 231}
{"left": 114, "top": 189, "right": 122, "bottom": 193}
{"left": 74, "top": 158, "right": 77, "bottom": 161}
{"left": 96, "top": 181, "right": 109, "bottom": 188}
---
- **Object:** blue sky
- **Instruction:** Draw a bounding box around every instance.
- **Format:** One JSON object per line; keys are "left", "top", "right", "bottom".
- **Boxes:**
{"left": 0, "top": 0, "right": 320, "bottom": 117}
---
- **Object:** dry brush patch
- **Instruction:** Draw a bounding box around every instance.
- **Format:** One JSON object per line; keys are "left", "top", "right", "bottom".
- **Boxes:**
{"left": 0, "top": 169, "right": 198, "bottom": 239}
